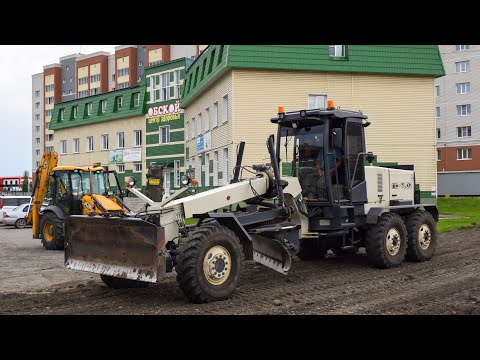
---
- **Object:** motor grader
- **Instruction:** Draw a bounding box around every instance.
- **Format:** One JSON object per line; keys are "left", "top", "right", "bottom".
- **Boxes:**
{"left": 27, "top": 152, "right": 130, "bottom": 250}
{"left": 64, "top": 105, "right": 438, "bottom": 303}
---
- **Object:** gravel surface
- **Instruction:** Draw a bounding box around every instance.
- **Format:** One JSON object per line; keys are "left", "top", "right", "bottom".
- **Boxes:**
{"left": 0, "top": 223, "right": 479, "bottom": 315}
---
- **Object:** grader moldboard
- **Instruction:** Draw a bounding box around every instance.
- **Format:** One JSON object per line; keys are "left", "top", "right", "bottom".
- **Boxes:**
{"left": 65, "top": 106, "right": 438, "bottom": 303}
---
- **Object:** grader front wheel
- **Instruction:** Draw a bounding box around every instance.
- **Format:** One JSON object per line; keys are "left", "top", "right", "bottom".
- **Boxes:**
{"left": 175, "top": 225, "right": 244, "bottom": 303}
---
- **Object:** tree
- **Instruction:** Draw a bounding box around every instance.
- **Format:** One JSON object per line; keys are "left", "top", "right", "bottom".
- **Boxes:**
{"left": 22, "top": 170, "right": 29, "bottom": 193}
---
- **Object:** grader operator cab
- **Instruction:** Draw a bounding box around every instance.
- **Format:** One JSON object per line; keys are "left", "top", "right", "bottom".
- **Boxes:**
{"left": 64, "top": 105, "right": 438, "bottom": 303}
{"left": 27, "top": 152, "right": 130, "bottom": 250}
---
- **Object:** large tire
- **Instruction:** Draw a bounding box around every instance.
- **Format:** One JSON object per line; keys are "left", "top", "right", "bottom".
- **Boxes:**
{"left": 100, "top": 275, "right": 150, "bottom": 289}
{"left": 406, "top": 210, "right": 437, "bottom": 262}
{"left": 15, "top": 218, "right": 26, "bottom": 229}
{"left": 40, "top": 212, "right": 64, "bottom": 250}
{"left": 296, "top": 239, "right": 327, "bottom": 260}
{"left": 175, "top": 225, "right": 244, "bottom": 304}
{"left": 366, "top": 213, "right": 407, "bottom": 269}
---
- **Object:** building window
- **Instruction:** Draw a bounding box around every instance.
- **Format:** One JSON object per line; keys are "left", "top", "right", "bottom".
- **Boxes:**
{"left": 222, "top": 95, "right": 228, "bottom": 123}
{"left": 161, "top": 73, "right": 169, "bottom": 101}
{"left": 86, "top": 136, "right": 94, "bottom": 152}
{"left": 72, "top": 106, "right": 78, "bottom": 119}
{"left": 45, "top": 84, "right": 54, "bottom": 92}
{"left": 455, "top": 61, "right": 470, "bottom": 73}
{"left": 46, "top": 134, "right": 54, "bottom": 142}
{"left": 133, "top": 130, "right": 142, "bottom": 147}
{"left": 46, "top": 146, "right": 54, "bottom": 153}
{"left": 456, "top": 82, "right": 471, "bottom": 95}
{"left": 174, "top": 160, "right": 180, "bottom": 188}
{"left": 112, "top": 74, "right": 116, "bottom": 82}
{"left": 117, "top": 96, "right": 123, "bottom": 110}
{"left": 329, "top": 45, "right": 346, "bottom": 57}
{"left": 139, "top": 61, "right": 143, "bottom": 67}
{"left": 60, "top": 109, "right": 65, "bottom": 120}
{"left": 436, "top": 128, "right": 441, "bottom": 139}
{"left": 118, "top": 82, "right": 129, "bottom": 89}
{"left": 36, "top": 161, "right": 40, "bottom": 168}
{"left": 66, "top": 65, "right": 69, "bottom": 71}
{"left": 185, "top": 122, "right": 189, "bottom": 141}
{"left": 86, "top": 103, "right": 93, "bottom": 116}
{"left": 62, "top": 80, "right": 66, "bottom": 84}
{"left": 35, "top": 149, "right": 40, "bottom": 155}
{"left": 457, "top": 148, "right": 472, "bottom": 160}
{"left": 69, "top": 77, "right": 72, "bottom": 82}
{"left": 164, "top": 171, "right": 171, "bottom": 194}
{"left": 60, "top": 140, "right": 67, "bottom": 154}
{"left": 117, "top": 68, "right": 129, "bottom": 77}
{"left": 204, "top": 154, "right": 210, "bottom": 187}
{"left": 204, "top": 108, "right": 210, "bottom": 132}
{"left": 90, "top": 88, "right": 101, "bottom": 96}
{"left": 174, "top": 69, "right": 181, "bottom": 98}
{"left": 78, "top": 77, "right": 88, "bottom": 85}
{"left": 45, "top": 109, "right": 52, "bottom": 117}
{"left": 78, "top": 90, "right": 88, "bottom": 98}
{"left": 45, "top": 97, "right": 54, "bottom": 105}
{"left": 222, "top": 148, "right": 229, "bottom": 185}
{"left": 190, "top": 121, "right": 194, "bottom": 140}
{"left": 90, "top": 74, "right": 100, "bottom": 83}
{"left": 35, "top": 102, "right": 39, "bottom": 109}
{"left": 116, "top": 132, "right": 125, "bottom": 148}
{"left": 435, "top": 86, "right": 440, "bottom": 97}
{"left": 197, "top": 113, "right": 202, "bottom": 135}
{"left": 35, "top": 126, "right": 40, "bottom": 133}
{"left": 159, "top": 126, "right": 170, "bottom": 144}
{"left": 212, "top": 102, "right": 218, "bottom": 128}
{"left": 117, "top": 164, "right": 125, "bottom": 173}
{"left": 435, "top": 107, "right": 440, "bottom": 118}
{"left": 62, "top": 91, "right": 66, "bottom": 95}
{"left": 133, "top": 93, "right": 140, "bottom": 107}
{"left": 69, "top": 89, "right": 73, "bottom": 95}
{"left": 308, "top": 94, "right": 327, "bottom": 109}
{"left": 455, "top": 45, "right": 470, "bottom": 51}
{"left": 35, "top": 114, "right": 40, "bottom": 121}
{"left": 35, "top": 90, "right": 40, "bottom": 97}
{"left": 195, "top": 157, "right": 202, "bottom": 187}
{"left": 456, "top": 104, "right": 471, "bottom": 116}
{"left": 137, "top": 76, "right": 142, "bottom": 82}
{"left": 133, "top": 163, "right": 142, "bottom": 173}
{"left": 437, "top": 150, "right": 441, "bottom": 161}
{"left": 100, "top": 134, "right": 109, "bottom": 150}
{"left": 72, "top": 138, "right": 79, "bottom": 153}
{"left": 101, "top": 100, "right": 107, "bottom": 113}
{"left": 457, "top": 126, "right": 472, "bottom": 138}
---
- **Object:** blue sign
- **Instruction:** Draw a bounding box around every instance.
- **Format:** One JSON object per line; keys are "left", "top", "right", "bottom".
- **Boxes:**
{"left": 196, "top": 136, "right": 204, "bottom": 153}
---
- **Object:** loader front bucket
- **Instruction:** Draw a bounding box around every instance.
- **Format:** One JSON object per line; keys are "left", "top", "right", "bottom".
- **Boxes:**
{"left": 65, "top": 215, "right": 166, "bottom": 283}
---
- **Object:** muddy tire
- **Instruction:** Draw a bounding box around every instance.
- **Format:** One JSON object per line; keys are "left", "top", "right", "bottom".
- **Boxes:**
{"left": 175, "top": 225, "right": 244, "bottom": 303}
{"left": 366, "top": 213, "right": 407, "bottom": 268}
{"left": 100, "top": 275, "right": 150, "bottom": 289}
{"left": 15, "top": 218, "right": 26, "bottom": 229}
{"left": 406, "top": 210, "right": 437, "bottom": 262}
{"left": 40, "top": 212, "right": 64, "bottom": 250}
{"left": 296, "top": 239, "right": 327, "bottom": 260}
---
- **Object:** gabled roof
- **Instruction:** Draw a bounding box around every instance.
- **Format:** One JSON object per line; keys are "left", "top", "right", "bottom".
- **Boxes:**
{"left": 180, "top": 45, "right": 445, "bottom": 107}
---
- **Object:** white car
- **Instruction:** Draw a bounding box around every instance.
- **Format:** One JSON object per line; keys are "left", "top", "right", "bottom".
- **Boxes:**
{"left": 2, "top": 203, "right": 31, "bottom": 228}
{"left": 0, "top": 195, "right": 32, "bottom": 221}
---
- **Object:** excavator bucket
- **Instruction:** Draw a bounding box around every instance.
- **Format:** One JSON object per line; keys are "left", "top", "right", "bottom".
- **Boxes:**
{"left": 65, "top": 216, "right": 166, "bottom": 283}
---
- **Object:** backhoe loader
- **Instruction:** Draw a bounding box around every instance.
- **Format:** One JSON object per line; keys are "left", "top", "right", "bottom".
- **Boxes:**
{"left": 27, "top": 152, "right": 130, "bottom": 250}
{"left": 64, "top": 104, "right": 438, "bottom": 303}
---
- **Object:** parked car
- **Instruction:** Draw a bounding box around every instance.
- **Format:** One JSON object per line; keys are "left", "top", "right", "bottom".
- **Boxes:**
{"left": 0, "top": 195, "right": 31, "bottom": 222}
{"left": 2, "top": 203, "right": 32, "bottom": 228}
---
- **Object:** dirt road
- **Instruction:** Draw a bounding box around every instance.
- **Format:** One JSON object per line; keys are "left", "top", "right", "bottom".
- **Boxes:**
{"left": 0, "top": 224, "right": 479, "bottom": 315}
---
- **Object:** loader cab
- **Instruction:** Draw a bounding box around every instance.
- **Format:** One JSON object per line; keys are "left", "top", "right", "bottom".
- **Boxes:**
{"left": 273, "top": 106, "right": 369, "bottom": 208}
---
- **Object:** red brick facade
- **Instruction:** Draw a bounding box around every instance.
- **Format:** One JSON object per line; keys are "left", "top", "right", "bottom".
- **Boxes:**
{"left": 76, "top": 55, "right": 109, "bottom": 97}
{"left": 115, "top": 47, "right": 137, "bottom": 88}
{"left": 437, "top": 145, "right": 480, "bottom": 171}
{"left": 145, "top": 45, "right": 170, "bottom": 65}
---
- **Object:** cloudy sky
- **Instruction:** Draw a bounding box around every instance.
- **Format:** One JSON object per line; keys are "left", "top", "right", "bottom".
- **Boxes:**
{"left": 0, "top": 45, "right": 117, "bottom": 176}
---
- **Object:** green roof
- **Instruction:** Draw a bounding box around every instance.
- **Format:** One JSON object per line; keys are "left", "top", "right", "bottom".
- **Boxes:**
{"left": 180, "top": 45, "right": 445, "bottom": 106}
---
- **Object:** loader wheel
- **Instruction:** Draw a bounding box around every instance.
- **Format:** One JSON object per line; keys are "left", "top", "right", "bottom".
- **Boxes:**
{"left": 366, "top": 213, "right": 407, "bottom": 269}
{"left": 175, "top": 225, "right": 244, "bottom": 303}
{"left": 100, "top": 275, "right": 150, "bottom": 289}
{"left": 406, "top": 210, "right": 437, "bottom": 262}
{"left": 296, "top": 239, "right": 327, "bottom": 260}
{"left": 40, "top": 212, "right": 64, "bottom": 250}
{"left": 15, "top": 218, "right": 26, "bottom": 229}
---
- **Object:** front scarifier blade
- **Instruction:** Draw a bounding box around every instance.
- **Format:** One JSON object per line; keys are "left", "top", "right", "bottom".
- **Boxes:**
{"left": 251, "top": 235, "right": 291, "bottom": 275}
{"left": 65, "top": 216, "right": 166, "bottom": 283}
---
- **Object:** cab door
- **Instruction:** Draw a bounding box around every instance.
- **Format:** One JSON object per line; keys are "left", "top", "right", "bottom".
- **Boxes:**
{"left": 346, "top": 119, "right": 367, "bottom": 204}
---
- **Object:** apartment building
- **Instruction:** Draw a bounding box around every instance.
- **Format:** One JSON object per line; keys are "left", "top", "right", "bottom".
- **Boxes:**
{"left": 32, "top": 73, "right": 44, "bottom": 172}
{"left": 436, "top": 45, "right": 480, "bottom": 195}
{"left": 181, "top": 45, "right": 444, "bottom": 200}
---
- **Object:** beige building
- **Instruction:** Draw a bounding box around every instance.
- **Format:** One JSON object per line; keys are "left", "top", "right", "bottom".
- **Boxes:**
{"left": 180, "top": 45, "right": 445, "bottom": 199}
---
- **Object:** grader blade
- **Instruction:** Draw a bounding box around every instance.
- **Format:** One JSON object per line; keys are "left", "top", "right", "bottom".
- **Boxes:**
{"left": 251, "top": 235, "right": 291, "bottom": 275}
{"left": 64, "top": 216, "right": 166, "bottom": 283}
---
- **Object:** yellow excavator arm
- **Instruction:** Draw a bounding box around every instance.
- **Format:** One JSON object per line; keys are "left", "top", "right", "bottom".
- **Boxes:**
{"left": 26, "top": 152, "right": 58, "bottom": 238}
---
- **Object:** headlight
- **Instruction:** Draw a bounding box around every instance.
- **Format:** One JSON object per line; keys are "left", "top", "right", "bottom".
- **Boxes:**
{"left": 181, "top": 175, "right": 190, "bottom": 185}
{"left": 124, "top": 176, "right": 137, "bottom": 188}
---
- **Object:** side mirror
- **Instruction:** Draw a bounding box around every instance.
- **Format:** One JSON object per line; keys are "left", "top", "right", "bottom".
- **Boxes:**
{"left": 366, "top": 152, "right": 375, "bottom": 165}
